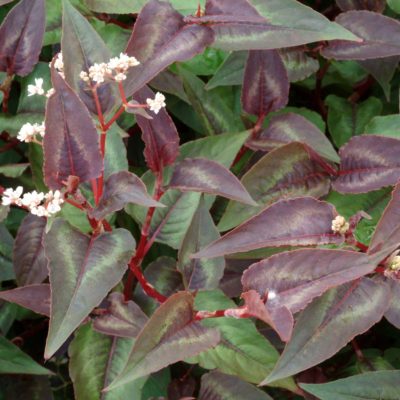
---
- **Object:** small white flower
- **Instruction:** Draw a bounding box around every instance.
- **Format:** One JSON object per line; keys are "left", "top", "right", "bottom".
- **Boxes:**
{"left": 30, "top": 205, "right": 49, "bottom": 217}
{"left": 88, "top": 63, "right": 109, "bottom": 83}
{"left": 21, "top": 191, "right": 45, "bottom": 209}
{"left": 54, "top": 53, "right": 64, "bottom": 72}
{"left": 46, "top": 88, "right": 55, "bottom": 98}
{"left": 331, "top": 215, "right": 350, "bottom": 235}
{"left": 79, "top": 71, "right": 90, "bottom": 82}
{"left": 389, "top": 256, "right": 400, "bottom": 271}
{"left": 114, "top": 72, "right": 126, "bottom": 82}
{"left": 17, "top": 123, "right": 36, "bottom": 142}
{"left": 1, "top": 186, "right": 23, "bottom": 206}
{"left": 27, "top": 78, "right": 45, "bottom": 96}
{"left": 36, "top": 122, "right": 46, "bottom": 137}
{"left": 146, "top": 92, "right": 166, "bottom": 114}
{"left": 44, "top": 190, "right": 64, "bottom": 215}
{"left": 268, "top": 290, "right": 277, "bottom": 300}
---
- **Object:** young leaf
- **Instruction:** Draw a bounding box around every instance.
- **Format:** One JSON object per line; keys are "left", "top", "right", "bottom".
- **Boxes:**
{"left": 44, "top": 219, "right": 135, "bottom": 359}
{"left": 13, "top": 214, "right": 48, "bottom": 286}
{"left": 241, "top": 50, "right": 289, "bottom": 117}
{"left": 169, "top": 158, "right": 256, "bottom": 205}
{"left": 43, "top": 65, "right": 103, "bottom": 190}
{"left": 333, "top": 135, "right": 400, "bottom": 194}
{"left": 193, "top": 197, "right": 343, "bottom": 259}
{"left": 263, "top": 278, "right": 390, "bottom": 384}
{"left": 0, "top": 0, "right": 45, "bottom": 76}
{"left": 106, "top": 292, "right": 220, "bottom": 391}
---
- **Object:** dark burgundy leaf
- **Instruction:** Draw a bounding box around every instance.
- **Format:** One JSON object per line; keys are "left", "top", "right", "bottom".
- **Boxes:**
{"left": 220, "top": 259, "right": 256, "bottom": 298}
{"left": 124, "top": 0, "right": 214, "bottom": 97}
{"left": 13, "top": 214, "right": 47, "bottom": 286}
{"left": 0, "top": 0, "right": 45, "bottom": 76}
{"left": 193, "top": 197, "right": 343, "bottom": 259}
{"left": 241, "top": 50, "right": 289, "bottom": 117}
{"left": 0, "top": 284, "right": 50, "bottom": 316}
{"left": 43, "top": 64, "right": 103, "bottom": 190}
{"left": 169, "top": 158, "right": 256, "bottom": 206}
{"left": 133, "top": 86, "right": 179, "bottom": 172}
{"left": 242, "top": 249, "right": 375, "bottom": 314}
{"left": 336, "top": 0, "right": 386, "bottom": 12}
{"left": 384, "top": 279, "right": 400, "bottom": 329}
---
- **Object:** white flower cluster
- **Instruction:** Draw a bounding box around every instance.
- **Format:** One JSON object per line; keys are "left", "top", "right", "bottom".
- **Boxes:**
{"left": 1, "top": 187, "right": 64, "bottom": 217}
{"left": 146, "top": 92, "right": 166, "bottom": 114}
{"left": 17, "top": 122, "right": 45, "bottom": 143}
{"left": 389, "top": 255, "right": 400, "bottom": 271}
{"left": 27, "top": 78, "right": 54, "bottom": 98}
{"left": 53, "top": 53, "right": 64, "bottom": 78}
{"left": 80, "top": 53, "right": 140, "bottom": 84}
{"left": 331, "top": 215, "right": 350, "bottom": 235}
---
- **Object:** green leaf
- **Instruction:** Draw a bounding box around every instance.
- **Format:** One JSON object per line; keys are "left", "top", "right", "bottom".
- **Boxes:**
{"left": 0, "top": 163, "right": 28, "bottom": 178}
{"left": 28, "top": 144, "right": 47, "bottom": 192}
{"left": 104, "top": 124, "right": 129, "bottom": 178}
{"left": 301, "top": 370, "right": 400, "bottom": 400}
{"left": 44, "top": 220, "right": 135, "bottom": 359}
{"left": 365, "top": 114, "right": 400, "bottom": 138}
{"left": 388, "top": 0, "right": 400, "bottom": 13}
{"left": 0, "top": 113, "right": 44, "bottom": 136}
{"left": 59, "top": 202, "right": 93, "bottom": 233}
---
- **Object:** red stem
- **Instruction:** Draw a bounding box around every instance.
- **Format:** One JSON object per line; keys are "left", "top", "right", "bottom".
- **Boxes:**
{"left": 355, "top": 241, "right": 369, "bottom": 252}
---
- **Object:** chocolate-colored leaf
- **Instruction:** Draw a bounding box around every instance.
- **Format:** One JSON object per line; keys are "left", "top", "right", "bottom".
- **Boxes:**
{"left": 169, "top": 158, "right": 256, "bottom": 206}
{"left": 0, "top": 0, "right": 45, "bottom": 76}
{"left": 333, "top": 135, "right": 400, "bottom": 194}
{"left": 242, "top": 249, "right": 375, "bottom": 314}
{"left": 44, "top": 219, "right": 134, "bottom": 359}
{"left": 322, "top": 11, "right": 400, "bottom": 60}
{"left": 43, "top": 65, "right": 103, "bottom": 190}
{"left": 193, "top": 197, "right": 343, "bottom": 259}
{"left": 106, "top": 292, "right": 220, "bottom": 391}
{"left": 93, "top": 292, "right": 148, "bottom": 338}
{"left": 384, "top": 279, "right": 400, "bottom": 329}
{"left": 242, "top": 50, "right": 289, "bottom": 117}
{"left": 336, "top": 0, "right": 386, "bottom": 12}
{"left": 124, "top": 0, "right": 214, "bottom": 97}
{"left": 0, "top": 284, "right": 50, "bottom": 316}
{"left": 13, "top": 214, "right": 47, "bottom": 286}
{"left": 263, "top": 278, "right": 390, "bottom": 384}
{"left": 90, "top": 171, "right": 164, "bottom": 220}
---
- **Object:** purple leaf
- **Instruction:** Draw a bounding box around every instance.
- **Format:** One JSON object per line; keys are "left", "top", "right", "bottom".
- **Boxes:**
{"left": 263, "top": 277, "right": 390, "bottom": 384}
{"left": 0, "top": 284, "right": 50, "bottom": 316}
{"left": 242, "top": 249, "right": 375, "bottom": 314}
{"left": 133, "top": 86, "right": 179, "bottom": 172}
{"left": 333, "top": 135, "right": 400, "bottom": 194}
{"left": 93, "top": 292, "right": 148, "bottom": 338}
{"left": 193, "top": 197, "right": 343, "bottom": 259}
{"left": 241, "top": 50, "right": 289, "bottom": 117}
{"left": 90, "top": 171, "right": 164, "bottom": 220}
{"left": 384, "top": 279, "right": 400, "bottom": 329}
{"left": 0, "top": 0, "right": 45, "bottom": 76}
{"left": 169, "top": 158, "right": 257, "bottom": 206}
{"left": 247, "top": 113, "right": 339, "bottom": 163}
{"left": 124, "top": 0, "right": 214, "bottom": 97}
{"left": 336, "top": 0, "right": 386, "bottom": 12}
{"left": 13, "top": 214, "right": 47, "bottom": 286}
{"left": 322, "top": 11, "right": 400, "bottom": 60}
{"left": 43, "top": 64, "right": 103, "bottom": 190}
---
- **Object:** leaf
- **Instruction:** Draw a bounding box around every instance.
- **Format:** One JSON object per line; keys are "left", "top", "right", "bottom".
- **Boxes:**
{"left": 247, "top": 112, "right": 339, "bottom": 163}
{"left": 263, "top": 278, "right": 390, "bottom": 384}
{"left": 106, "top": 292, "right": 220, "bottom": 391}
{"left": 43, "top": 219, "right": 135, "bottom": 359}
{"left": 336, "top": 0, "right": 386, "bottom": 12}
{"left": 124, "top": 0, "right": 214, "bottom": 98}
{"left": 194, "top": 197, "right": 343, "bottom": 259}
{"left": 0, "top": 284, "right": 50, "bottom": 316}
{"left": 93, "top": 292, "right": 148, "bottom": 338}
{"left": 177, "top": 197, "right": 224, "bottom": 290}
{"left": 199, "top": 371, "right": 273, "bottom": 400}
{"left": 69, "top": 323, "right": 146, "bottom": 400}
{"left": 385, "top": 280, "right": 400, "bottom": 329}
{"left": 388, "top": 0, "right": 400, "bottom": 13}
{"left": 0, "top": 163, "right": 29, "bottom": 178}
{"left": 365, "top": 114, "right": 400, "bottom": 138}
{"left": 301, "top": 370, "right": 400, "bottom": 400}
{"left": 280, "top": 47, "right": 320, "bottom": 82}
{"left": 104, "top": 124, "right": 129, "bottom": 179}
{"left": 43, "top": 64, "right": 103, "bottom": 190}
{"left": 218, "top": 142, "right": 331, "bottom": 231}
{"left": 333, "top": 135, "right": 400, "bottom": 194}
{"left": 0, "top": 0, "right": 45, "bottom": 76}
{"left": 0, "top": 336, "right": 52, "bottom": 375}
{"left": 133, "top": 86, "right": 179, "bottom": 172}
{"left": 242, "top": 50, "right": 289, "bottom": 117}
{"left": 90, "top": 171, "right": 164, "bottom": 220}
{"left": 242, "top": 249, "right": 375, "bottom": 314}
{"left": 322, "top": 11, "right": 400, "bottom": 60}
{"left": 13, "top": 214, "right": 48, "bottom": 286}
{"left": 169, "top": 158, "right": 256, "bottom": 205}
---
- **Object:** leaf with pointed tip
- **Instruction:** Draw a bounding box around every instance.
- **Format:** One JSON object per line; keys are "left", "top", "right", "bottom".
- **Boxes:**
{"left": 43, "top": 65, "right": 103, "bottom": 190}
{"left": 106, "top": 292, "right": 220, "bottom": 391}
{"left": 242, "top": 50, "right": 288, "bottom": 117}
{"left": 333, "top": 135, "right": 400, "bottom": 194}
{"left": 263, "top": 278, "right": 390, "bottom": 385}
{"left": 0, "top": 284, "right": 50, "bottom": 316}
{"left": 170, "top": 158, "right": 256, "bottom": 206}
{"left": 0, "top": 0, "right": 45, "bottom": 76}
{"left": 218, "top": 142, "right": 331, "bottom": 231}
{"left": 194, "top": 197, "right": 343, "bottom": 259}
{"left": 199, "top": 371, "right": 273, "bottom": 400}
{"left": 124, "top": 0, "right": 214, "bottom": 97}
{"left": 0, "top": 163, "right": 29, "bottom": 178}
{"left": 336, "top": 0, "right": 386, "bottom": 12}
{"left": 43, "top": 220, "right": 134, "bottom": 359}
{"left": 13, "top": 214, "right": 47, "bottom": 286}
{"left": 242, "top": 249, "right": 375, "bottom": 314}
{"left": 384, "top": 279, "right": 400, "bottom": 329}
{"left": 93, "top": 292, "right": 148, "bottom": 338}
{"left": 322, "top": 11, "right": 400, "bottom": 60}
